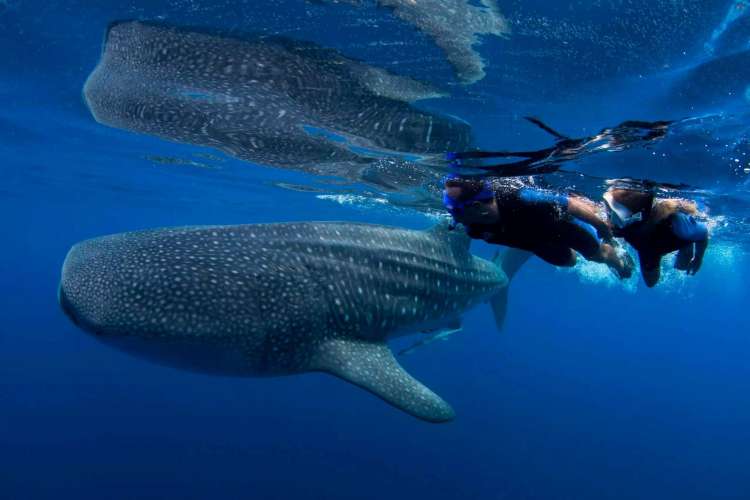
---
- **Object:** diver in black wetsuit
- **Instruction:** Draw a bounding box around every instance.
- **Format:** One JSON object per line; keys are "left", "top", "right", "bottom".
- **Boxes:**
{"left": 603, "top": 187, "right": 709, "bottom": 288}
{"left": 443, "top": 175, "right": 633, "bottom": 278}
{"left": 447, "top": 117, "right": 674, "bottom": 176}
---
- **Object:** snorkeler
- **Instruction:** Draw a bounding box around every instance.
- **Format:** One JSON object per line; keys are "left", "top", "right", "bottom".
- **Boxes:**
{"left": 443, "top": 175, "right": 634, "bottom": 278}
{"left": 603, "top": 187, "right": 709, "bottom": 287}
{"left": 447, "top": 117, "right": 674, "bottom": 176}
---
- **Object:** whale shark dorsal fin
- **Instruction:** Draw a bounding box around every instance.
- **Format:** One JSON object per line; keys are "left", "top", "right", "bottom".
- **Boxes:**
{"left": 426, "top": 221, "right": 471, "bottom": 254}
{"left": 310, "top": 338, "right": 455, "bottom": 423}
{"left": 489, "top": 249, "right": 532, "bottom": 333}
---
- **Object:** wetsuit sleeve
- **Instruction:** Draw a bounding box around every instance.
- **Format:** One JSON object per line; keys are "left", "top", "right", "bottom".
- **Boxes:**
{"left": 518, "top": 187, "right": 568, "bottom": 207}
{"left": 667, "top": 212, "right": 709, "bottom": 276}
{"left": 670, "top": 212, "right": 708, "bottom": 242}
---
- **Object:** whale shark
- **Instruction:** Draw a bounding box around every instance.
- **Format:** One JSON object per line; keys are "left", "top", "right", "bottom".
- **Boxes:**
{"left": 83, "top": 21, "right": 472, "bottom": 181}
{"left": 314, "top": 0, "right": 510, "bottom": 84}
{"left": 59, "top": 222, "right": 529, "bottom": 422}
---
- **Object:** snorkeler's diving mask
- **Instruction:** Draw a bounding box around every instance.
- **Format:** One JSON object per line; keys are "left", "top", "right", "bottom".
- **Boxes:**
{"left": 603, "top": 191, "right": 642, "bottom": 228}
{"left": 442, "top": 176, "right": 494, "bottom": 218}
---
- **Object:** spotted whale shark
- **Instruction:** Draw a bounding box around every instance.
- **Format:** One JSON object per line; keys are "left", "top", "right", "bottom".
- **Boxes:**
{"left": 83, "top": 21, "right": 472, "bottom": 180}
{"left": 59, "top": 222, "right": 528, "bottom": 422}
{"left": 315, "top": 0, "right": 510, "bottom": 84}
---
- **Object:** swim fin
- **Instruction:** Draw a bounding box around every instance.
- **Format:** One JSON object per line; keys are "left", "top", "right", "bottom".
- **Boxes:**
{"left": 524, "top": 116, "right": 570, "bottom": 141}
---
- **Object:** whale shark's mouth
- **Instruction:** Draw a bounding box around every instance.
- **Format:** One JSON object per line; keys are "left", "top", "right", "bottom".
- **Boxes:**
{"left": 58, "top": 282, "right": 104, "bottom": 336}
{"left": 58, "top": 284, "right": 80, "bottom": 327}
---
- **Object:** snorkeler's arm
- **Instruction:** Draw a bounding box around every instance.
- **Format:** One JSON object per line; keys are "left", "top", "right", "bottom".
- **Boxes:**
{"left": 688, "top": 237, "right": 708, "bottom": 275}
{"left": 567, "top": 196, "right": 614, "bottom": 241}
{"left": 676, "top": 199, "right": 699, "bottom": 215}
{"left": 648, "top": 199, "right": 697, "bottom": 225}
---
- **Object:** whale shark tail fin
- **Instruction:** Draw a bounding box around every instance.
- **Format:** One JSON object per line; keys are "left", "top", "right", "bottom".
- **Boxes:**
{"left": 310, "top": 338, "right": 455, "bottom": 423}
{"left": 490, "top": 248, "right": 532, "bottom": 333}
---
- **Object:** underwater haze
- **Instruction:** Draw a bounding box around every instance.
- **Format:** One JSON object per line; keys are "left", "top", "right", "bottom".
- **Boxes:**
{"left": 2, "top": 1, "right": 750, "bottom": 499}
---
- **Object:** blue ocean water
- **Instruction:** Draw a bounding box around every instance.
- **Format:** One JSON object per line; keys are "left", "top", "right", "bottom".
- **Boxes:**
{"left": 2, "top": 1, "right": 750, "bottom": 499}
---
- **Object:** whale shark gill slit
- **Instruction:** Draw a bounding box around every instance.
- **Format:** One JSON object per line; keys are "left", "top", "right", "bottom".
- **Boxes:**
{"left": 310, "top": 338, "right": 455, "bottom": 422}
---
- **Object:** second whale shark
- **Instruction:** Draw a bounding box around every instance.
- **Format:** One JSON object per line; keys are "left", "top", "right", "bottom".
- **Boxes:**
{"left": 59, "top": 222, "right": 529, "bottom": 422}
{"left": 83, "top": 21, "right": 472, "bottom": 178}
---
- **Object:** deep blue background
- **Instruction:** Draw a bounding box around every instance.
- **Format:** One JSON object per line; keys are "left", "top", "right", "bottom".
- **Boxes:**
{"left": 2, "top": 1, "right": 750, "bottom": 499}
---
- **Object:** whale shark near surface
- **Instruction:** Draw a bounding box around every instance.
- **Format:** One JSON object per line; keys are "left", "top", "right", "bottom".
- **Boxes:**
{"left": 314, "top": 0, "right": 510, "bottom": 84}
{"left": 83, "top": 21, "right": 472, "bottom": 180}
{"left": 59, "top": 222, "right": 529, "bottom": 422}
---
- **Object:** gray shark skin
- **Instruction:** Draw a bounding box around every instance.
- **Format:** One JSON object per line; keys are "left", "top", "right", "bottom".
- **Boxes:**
{"left": 83, "top": 21, "right": 472, "bottom": 178}
{"left": 59, "top": 222, "right": 527, "bottom": 422}
{"left": 376, "top": 0, "right": 509, "bottom": 85}
{"left": 315, "top": 0, "right": 510, "bottom": 84}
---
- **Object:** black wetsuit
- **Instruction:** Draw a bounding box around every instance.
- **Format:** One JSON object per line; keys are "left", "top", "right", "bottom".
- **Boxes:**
{"left": 463, "top": 187, "right": 601, "bottom": 266}
{"left": 617, "top": 211, "right": 706, "bottom": 274}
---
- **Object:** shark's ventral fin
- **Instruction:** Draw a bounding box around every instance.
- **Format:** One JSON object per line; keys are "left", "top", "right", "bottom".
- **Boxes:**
{"left": 311, "top": 338, "right": 455, "bottom": 423}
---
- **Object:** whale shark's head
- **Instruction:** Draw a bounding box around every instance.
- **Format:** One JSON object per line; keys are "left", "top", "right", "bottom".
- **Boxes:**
{"left": 57, "top": 225, "right": 350, "bottom": 377}
{"left": 58, "top": 234, "right": 267, "bottom": 375}
{"left": 59, "top": 238, "right": 120, "bottom": 337}
{"left": 58, "top": 281, "right": 85, "bottom": 331}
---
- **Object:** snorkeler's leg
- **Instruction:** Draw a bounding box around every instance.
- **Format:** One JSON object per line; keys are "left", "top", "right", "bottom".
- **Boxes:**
{"left": 567, "top": 195, "right": 613, "bottom": 241}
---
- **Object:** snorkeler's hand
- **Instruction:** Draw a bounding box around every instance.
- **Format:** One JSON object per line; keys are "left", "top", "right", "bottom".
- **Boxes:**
{"left": 687, "top": 257, "right": 703, "bottom": 275}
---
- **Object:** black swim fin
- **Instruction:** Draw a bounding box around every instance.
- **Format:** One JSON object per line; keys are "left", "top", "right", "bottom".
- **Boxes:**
{"left": 524, "top": 116, "right": 570, "bottom": 141}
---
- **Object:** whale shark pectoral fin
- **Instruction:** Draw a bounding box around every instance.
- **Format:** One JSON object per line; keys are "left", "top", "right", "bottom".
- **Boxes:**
{"left": 310, "top": 338, "right": 455, "bottom": 423}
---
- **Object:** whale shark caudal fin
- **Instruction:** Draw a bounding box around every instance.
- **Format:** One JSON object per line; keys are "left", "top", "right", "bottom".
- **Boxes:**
{"left": 490, "top": 248, "right": 532, "bottom": 333}
{"left": 310, "top": 338, "right": 455, "bottom": 423}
